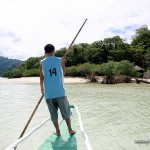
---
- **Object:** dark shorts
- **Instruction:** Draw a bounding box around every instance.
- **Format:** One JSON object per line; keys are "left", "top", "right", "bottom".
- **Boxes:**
{"left": 46, "top": 96, "right": 71, "bottom": 121}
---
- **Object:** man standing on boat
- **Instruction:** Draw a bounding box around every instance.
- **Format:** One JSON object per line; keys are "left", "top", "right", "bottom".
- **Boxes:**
{"left": 40, "top": 44, "right": 76, "bottom": 136}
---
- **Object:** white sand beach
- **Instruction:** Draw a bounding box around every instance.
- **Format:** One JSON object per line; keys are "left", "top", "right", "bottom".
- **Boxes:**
{"left": 0, "top": 77, "right": 88, "bottom": 84}
{"left": 0, "top": 77, "right": 149, "bottom": 84}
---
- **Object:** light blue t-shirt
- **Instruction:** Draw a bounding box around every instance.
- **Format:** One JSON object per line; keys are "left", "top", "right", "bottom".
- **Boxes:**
{"left": 40, "top": 56, "right": 65, "bottom": 99}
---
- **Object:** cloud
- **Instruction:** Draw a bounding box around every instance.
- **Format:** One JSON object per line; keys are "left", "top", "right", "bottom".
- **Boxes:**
{"left": 0, "top": 30, "right": 21, "bottom": 42}
{"left": 107, "top": 24, "right": 138, "bottom": 42}
{"left": 0, "top": 0, "right": 150, "bottom": 60}
{"left": 109, "top": 28, "right": 127, "bottom": 34}
{"left": 0, "top": 31, "right": 15, "bottom": 37}
{"left": 0, "top": 29, "right": 23, "bottom": 59}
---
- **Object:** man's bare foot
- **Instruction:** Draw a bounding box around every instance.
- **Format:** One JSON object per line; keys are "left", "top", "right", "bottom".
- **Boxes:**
{"left": 54, "top": 130, "right": 61, "bottom": 136}
{"left": 69, "top": 130, "right": 76, "bottom": 134}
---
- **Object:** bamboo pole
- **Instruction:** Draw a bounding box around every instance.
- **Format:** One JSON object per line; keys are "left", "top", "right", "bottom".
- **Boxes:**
{"left": 64, "top": 18, "right": 88, "bottom": 57}
{"left": 14, "top": 94, "right": 44, "bottom": 149}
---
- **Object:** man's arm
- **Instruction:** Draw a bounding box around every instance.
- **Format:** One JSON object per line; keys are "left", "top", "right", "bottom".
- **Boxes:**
{"left": 40, "top": 64, "right": 44, "bottom": 94}
{"left": 61, "top": 57, "right": 66, "bottom": 75}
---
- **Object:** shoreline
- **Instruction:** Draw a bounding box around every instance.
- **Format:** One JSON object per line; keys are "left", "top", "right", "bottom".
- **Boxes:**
{"left": 0, "top": 77, "right": 149, "bottom": 84}
{"left": 0, "top": 77, "right": 88, "bottom": 84}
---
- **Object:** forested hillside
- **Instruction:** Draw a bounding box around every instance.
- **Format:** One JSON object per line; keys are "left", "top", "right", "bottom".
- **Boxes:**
{"left": 2, "top": 25, "right": 150, "bottom": 82}
{"left": 0, "top": 56, "right": 22, "bottom": 76}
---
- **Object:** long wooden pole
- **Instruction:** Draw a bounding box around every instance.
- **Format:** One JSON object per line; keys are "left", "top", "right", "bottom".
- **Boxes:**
{"left": 14, "top": 94, "right": 44, "bottom": 149}
{"left": 64, "top": 18, "right": 88, "bottom": 57}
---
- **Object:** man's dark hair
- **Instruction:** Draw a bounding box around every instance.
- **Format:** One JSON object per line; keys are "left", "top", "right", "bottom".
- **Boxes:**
{"left": 44, "top": 44, "right": 55, "bottom": 53}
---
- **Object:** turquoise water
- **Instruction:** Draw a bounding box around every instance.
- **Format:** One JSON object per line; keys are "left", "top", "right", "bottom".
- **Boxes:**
{"left": 0, "top": 79, "right": 150, "bottom": 150}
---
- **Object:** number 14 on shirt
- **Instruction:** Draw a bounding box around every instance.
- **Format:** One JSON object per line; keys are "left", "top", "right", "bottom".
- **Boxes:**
{"left": 49, "top": 68, "right": 57, "bottom": 76}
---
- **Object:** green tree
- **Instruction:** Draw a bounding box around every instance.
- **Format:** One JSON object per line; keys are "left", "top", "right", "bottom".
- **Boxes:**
{"left": 55, "top": 47, "right": 67, "bottom": 57}
{"left": 77, "top": 63, "right": 98, "bottom": 82}
{"left": 131, "top": 25, "right": 150, "bottom": 49}
{"left": 25, "top": 57, "right": 40, "bottom": 69}
{"left": 130, "top": 25, "right": 150, "bottom": 69}
{"left": 23, "top": 68, "right": 39, "bottom": 77}
{"left": 103, "top": 36, "right": 127, "bottom": 50}
{"left": 145, "top": 47, "right": 150, "bottom": 68}
{"left": 114, "top": 60, "right": 138, "bottom": 77}
{"left": 101, "top": 61, "right": 139, "bottom": 83}
{"left": 101, "top": 61, "right": 116, "bottom": 78}
{"left": 85, "top": 48, "right": 104, "bottom": 64}
{"left": 9, "top": 69, "right": 22, "bottom": 78}
{"left": 103, "top": 36, "right": 130, "bottom": 61}
{"left": 85, "top": 40, "right": 109, "bottom": 64}
{"left": 65, "top": 44, "right": 86, "bottom": 66}
{"left": 66, "top": 66, "right": 80, "bottom": 77}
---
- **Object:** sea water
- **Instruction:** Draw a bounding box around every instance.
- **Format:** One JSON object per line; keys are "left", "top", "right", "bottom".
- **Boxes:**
{"left": 0, "top": 78, "right": 150, "bottom": 150}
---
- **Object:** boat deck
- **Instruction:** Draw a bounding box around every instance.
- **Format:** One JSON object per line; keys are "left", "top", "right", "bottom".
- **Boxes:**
{"left": 38, "top": 106, "right": 77, "bottom": 150}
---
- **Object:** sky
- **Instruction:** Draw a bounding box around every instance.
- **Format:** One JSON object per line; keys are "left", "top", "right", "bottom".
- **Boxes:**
{"left": 0, "top": 0, "right": 150, "bottom": 60}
